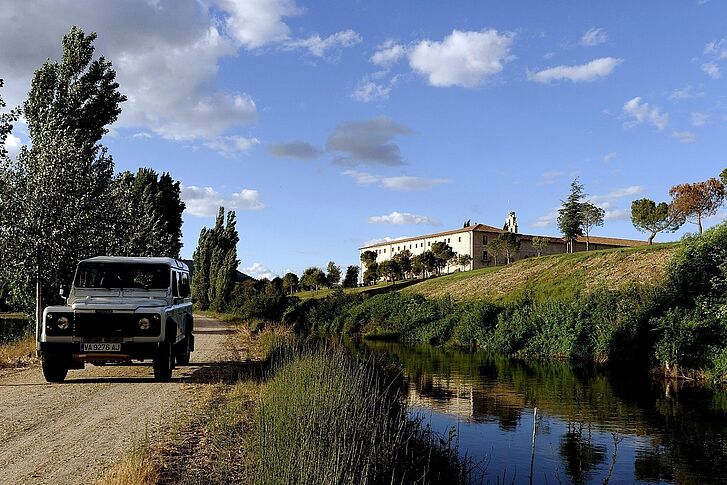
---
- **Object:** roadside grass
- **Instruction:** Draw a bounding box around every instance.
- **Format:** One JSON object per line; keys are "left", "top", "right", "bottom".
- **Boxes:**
{"left": 402, "top": 243, "right": 678, "bottom": 303}
{"left": 96, "top": 439, "right": 158, "bottom": 485}
{"left": 253, "top": 340, "right": 470, "bottom": 484}
{"left": 104, "top": 314, "right": 473, "bottom": 484}
{"left": 0, "top": 333, "right": 36, "bottom": 368}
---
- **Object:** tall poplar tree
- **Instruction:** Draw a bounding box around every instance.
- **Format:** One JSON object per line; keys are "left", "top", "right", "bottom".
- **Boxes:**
{"left": 0, "top": 27, "right": 125, "bottom": 323}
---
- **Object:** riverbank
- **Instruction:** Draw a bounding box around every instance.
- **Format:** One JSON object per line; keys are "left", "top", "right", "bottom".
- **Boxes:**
{"left": 284, "top": 223, "right": 727, "bottom": 383}
{"left": 103, "top": 314, "right": 471, "bottom": 484}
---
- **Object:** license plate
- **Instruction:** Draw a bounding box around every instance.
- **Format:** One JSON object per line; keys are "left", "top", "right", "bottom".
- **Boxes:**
{"left": 81, "top": 343, "right": 121, "bottom": 352}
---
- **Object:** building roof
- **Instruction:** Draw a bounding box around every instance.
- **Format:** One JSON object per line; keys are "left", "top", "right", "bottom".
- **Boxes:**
{"left": 360, "top": 224, "right": 648, "bottom": 250}
{"left": 81, "top": 256, "right": 189, "bottom": 271}
{"left": 359, "top": 223, "right": 503, "bottom": 249}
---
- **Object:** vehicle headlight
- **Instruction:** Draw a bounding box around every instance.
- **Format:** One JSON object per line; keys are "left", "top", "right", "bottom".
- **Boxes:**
{"left": 56, "top": 316, "right": 70, "bottom": 330}
{"left": 138, "top": 317, "right": 151, "bottom": 331}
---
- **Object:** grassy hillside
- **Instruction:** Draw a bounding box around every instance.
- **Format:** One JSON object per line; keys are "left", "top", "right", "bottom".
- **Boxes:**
{"left": 402, "top": 243, "right": 678, "bottom": 303}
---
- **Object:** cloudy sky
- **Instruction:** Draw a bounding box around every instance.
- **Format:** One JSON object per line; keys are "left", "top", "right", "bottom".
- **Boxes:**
{"left": 1, "top": 1, "right": 725, "bottom": 279}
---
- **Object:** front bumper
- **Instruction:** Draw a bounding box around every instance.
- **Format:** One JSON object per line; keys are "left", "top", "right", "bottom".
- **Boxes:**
{"left": 38, "top": 341, "right": 163, "bottom": 362}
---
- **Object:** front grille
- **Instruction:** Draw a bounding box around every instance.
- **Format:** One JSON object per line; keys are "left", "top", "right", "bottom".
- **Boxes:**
{"left": 74, "top": 312, "right": 135, "bottom": 338}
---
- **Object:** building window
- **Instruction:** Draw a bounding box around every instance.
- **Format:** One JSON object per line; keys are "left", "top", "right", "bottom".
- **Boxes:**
{"left": 458, "top": 237, "right": 461, "bottom": 242}
{"left": 397, "top": 246, "right": 400, "bottom": 251}
{"left": 482, "top": 250, "right": 489, "bottom": 262}
{"left": 428, "top": 241, "right": 431, "bottom": 246}
{"left": 483, "top": 235, "right": 488, "bottom": 245}
{"left": 383, "top": 249, "right": 386, "bottom": 253}
{"left": 448, "top": 238, "right": 451, "bottom": 243}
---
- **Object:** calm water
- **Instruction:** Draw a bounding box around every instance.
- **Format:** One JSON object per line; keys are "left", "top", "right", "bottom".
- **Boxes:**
{"left": 362, "top": 341, "right": 727, "bottom": 485}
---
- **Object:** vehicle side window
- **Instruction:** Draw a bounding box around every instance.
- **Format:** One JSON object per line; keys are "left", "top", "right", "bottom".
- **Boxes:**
{"left": 179, "top": 273, "right": 190, "bottom": 298}
{"left": 172, "top": 272, "right": 179, "bottom": 297}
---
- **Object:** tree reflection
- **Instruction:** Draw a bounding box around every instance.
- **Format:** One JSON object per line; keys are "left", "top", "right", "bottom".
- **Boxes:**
{"left": 558, "top": 421, "right": 606, "bottom": 484}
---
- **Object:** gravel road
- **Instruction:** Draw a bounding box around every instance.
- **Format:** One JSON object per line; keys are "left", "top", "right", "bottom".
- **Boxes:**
{"left": 0, "top": 315, "right": 236, "bottom": 485}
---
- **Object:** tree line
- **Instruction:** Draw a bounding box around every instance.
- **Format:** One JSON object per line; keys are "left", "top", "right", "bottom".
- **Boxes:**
{"left": 0, "top": 27, "right": 185, "bottom": 319}
{"left": 631, "top": 169, "right": 726, "bottom": 243}
{"left": 360, "top": 242, "right": 473, "bottom": 284}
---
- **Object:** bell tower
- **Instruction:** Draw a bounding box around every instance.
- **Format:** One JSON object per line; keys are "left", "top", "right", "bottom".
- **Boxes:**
{"left": 505, "top": 211, "right": 518, "bottom": 233}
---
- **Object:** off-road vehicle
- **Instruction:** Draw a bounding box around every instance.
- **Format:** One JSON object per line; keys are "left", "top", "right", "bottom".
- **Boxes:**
{"left": 38, "top": 256, "right": 194, "bottom": 382}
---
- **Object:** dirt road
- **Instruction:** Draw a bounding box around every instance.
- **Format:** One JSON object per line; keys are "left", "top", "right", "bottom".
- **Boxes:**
{"left": 0, "top": 315, "right": 237, "bottom": 485}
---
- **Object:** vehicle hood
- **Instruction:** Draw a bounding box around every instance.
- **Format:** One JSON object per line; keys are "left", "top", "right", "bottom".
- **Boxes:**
{"left": 69, "top": 296, "right": 168, "bottom": 311}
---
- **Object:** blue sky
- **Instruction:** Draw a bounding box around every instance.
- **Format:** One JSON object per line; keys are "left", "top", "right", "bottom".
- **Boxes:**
{"left": 1, "top": 1, "right": 726, "bottom": 279}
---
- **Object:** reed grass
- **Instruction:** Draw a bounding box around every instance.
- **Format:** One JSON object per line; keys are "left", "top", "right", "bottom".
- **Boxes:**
{"left": 252, "top": 340, "right": 469, "bottom": 484}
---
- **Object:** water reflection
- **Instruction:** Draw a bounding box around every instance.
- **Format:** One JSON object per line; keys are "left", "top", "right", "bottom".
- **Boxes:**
{"left": 362, "top": 340, "right": 727, "bottom": 484}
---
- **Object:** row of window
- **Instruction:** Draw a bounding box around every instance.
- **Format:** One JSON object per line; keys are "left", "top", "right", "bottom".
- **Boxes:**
{"left": 373, "top": 235, "right": 468, "bottom": 255}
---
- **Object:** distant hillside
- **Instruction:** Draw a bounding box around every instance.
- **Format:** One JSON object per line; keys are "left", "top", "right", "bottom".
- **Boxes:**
{"left": 401, "top": 244, "right": 678, "bottom": 303}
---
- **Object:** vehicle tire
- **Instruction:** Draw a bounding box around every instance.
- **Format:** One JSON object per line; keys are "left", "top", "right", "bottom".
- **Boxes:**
{"left": 41, "top": 355, "right": 69, "bottom": 383}
{"left": 153, "top": 343, "right": 174, "bottom": 381}
{"left": 176, "top": 342, "right": 191, "bottom": 365}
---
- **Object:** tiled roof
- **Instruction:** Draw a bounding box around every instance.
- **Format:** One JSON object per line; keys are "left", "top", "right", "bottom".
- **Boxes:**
{"left": 575, "top": 235, "right": 647, "bottom": 247}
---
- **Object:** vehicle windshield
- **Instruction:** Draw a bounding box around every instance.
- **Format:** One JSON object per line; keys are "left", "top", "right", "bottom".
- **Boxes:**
{"left": 74, "top": 263, "right": 170, "bottom": 290}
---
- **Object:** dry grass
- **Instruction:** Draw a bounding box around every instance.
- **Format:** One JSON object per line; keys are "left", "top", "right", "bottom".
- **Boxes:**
{"left": 96, "top": 447, "right": 158, "bottom": 485}
{"left": 403, "top": 244, "right": 677, "bottom": 302}
{"left": 0, "top": 334, "right": 36, "bottom": 368}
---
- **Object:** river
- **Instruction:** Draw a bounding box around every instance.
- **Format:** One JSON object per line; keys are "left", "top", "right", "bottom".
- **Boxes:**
{"left": 362, "top": 340, "right": 727, "bottom": 485}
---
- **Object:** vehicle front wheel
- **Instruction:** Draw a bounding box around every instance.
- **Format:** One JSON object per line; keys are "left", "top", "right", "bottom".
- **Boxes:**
{"left": 41, "top": 355, "right": 69, "bottom": 383}
{"left": 153, "top": 343, "right": 174, "bottom": 381}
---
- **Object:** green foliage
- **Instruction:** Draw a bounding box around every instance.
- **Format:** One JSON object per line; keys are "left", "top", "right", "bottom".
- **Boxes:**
{"left": 300, "top": 266, "right": 327, "bottom": 290}
{"left": 580, "top": 201, "right": 605, "bottom": 250}
{"left": 0, "top": 27, "right": 125, "bottom": 317}
{"left": 631, "top": 198, "right": 684, "bottom": 244}
{"left": 378, "top": 259, "right": 400, "bottom": 282}
{"left": 253, "top": 342, "right": 467, "bottom": 484}
{"left": 499, "top": 232, "right": 520, "bottom": 264}
{"left": 191, "top": 207, "right": 239, "bottom": 311}
{"left": 531, "top": 236, "right": 549, "bottom": 256}
{"left": 342, "top": 265, "right": 359, "bottom": 288}
{"left": 363, "top": 261, "right": 378, "bottom": 284}
{"left": 282, "top": 272, "right": 299, "bottom": 294}
{"left": 430, "top": 241, "right": 455, "bottom": 274}
{"left": 360, "top": 250, "right": 377, "bottom": 266}
{"left": 110, "top": 168, "right": 185, "bottom": 257}
{"left": 558, "top": 179, "right": 585, "bottom": 252}
{"left": 325, "top": 261, "right": 341, "bottom": 286}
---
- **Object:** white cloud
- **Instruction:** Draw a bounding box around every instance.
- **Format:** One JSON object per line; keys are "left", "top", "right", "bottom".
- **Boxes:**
{"left": 2, "top": 133, "right": 22, "bottom": 159}
{"left": 580, "top": 27, "right": 608, "bottom": 46}
{"left": 368, "top": 211, "right": 440, "bottom": 226}
{"left": 702, "top": 62, "right": 721, "bottom": 79}
{"left": 181, "top": 185, "right": 265, "bottom": 217}
{"left": 408, "top": 29, "right": 515, "bottom": 88}
{"left": 529, "top": 57, "right": 622, "bottom": 83}
{"left": 536, "top": 170, "right": 565, "bottom": 186}
{"left": 283, "top": 29, "right": 362, "bottom": 57}
{"left": 342, "top": 170, "right": 448, "bottom": 191}
{"left": 622, "top": 97, "right": 669, "bottom": 130}
{"left": 691, "top": 112, "right": 709, "bottom": 126}
{"left": 704, "top": 38, "right": 727, "bottom": 60}
{"left": 589, "top": 186, "right": 645, "bottom": 204}
{"left": 132, "top": 131, "right": 152, "bottom": 139}
{"left": 533, "top": 209, "right": 558, "bottom": 228}
{"left": 203, "top": 136, "right": 260, "bottom": 158}
{"left": 672, "top": 130, "right": 697, "bottom": 143}
{"left": 243, "top": 262, "right": 276, "bottom": 280}
{"left": 669, "top": 86, "right": 700, "bottom": 100}
{"left": 352, "top": 81, "right": 392, "bottom": 102}
{"left": 603, "top": 152, "right": 617, "bottom": 162}
{"left": 214, "top": 0, "right": 302, "bottom": 49}
{"left": 370, "top": 40, "right": 407, "bottom": 66}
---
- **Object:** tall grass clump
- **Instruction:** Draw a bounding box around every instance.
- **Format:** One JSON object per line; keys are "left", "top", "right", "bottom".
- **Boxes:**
{"left": 252, "top": 341, "right": 469, "bottom": 484}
